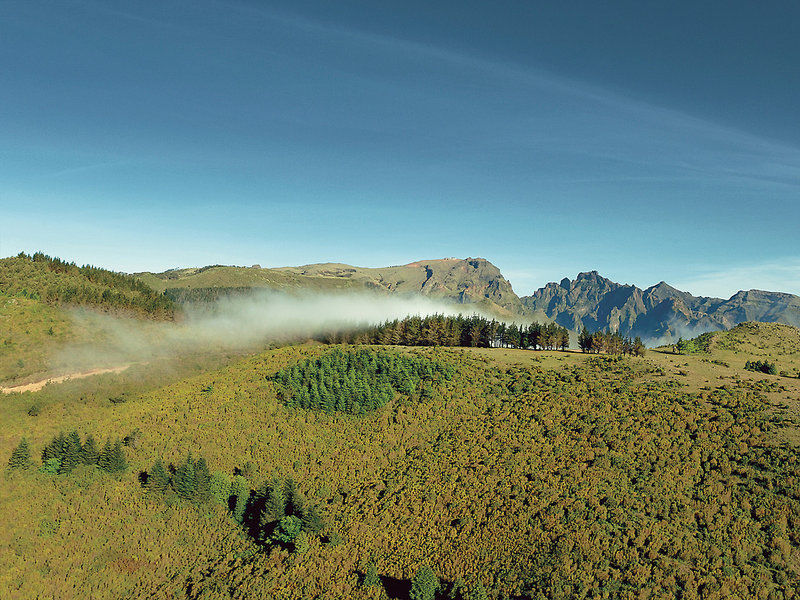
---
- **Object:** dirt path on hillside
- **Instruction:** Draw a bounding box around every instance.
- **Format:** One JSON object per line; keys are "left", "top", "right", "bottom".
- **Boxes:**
{"left": 0, "top": 365, "right": 131, "bottom": 394}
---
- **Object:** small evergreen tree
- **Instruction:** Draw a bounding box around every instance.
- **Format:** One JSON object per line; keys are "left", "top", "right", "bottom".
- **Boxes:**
{"left": 193, "top": 457, "right": 212, "bottom": 504}
{"left": 59, "top": 430, "right": 83, "bottom": 474}
{"left": 362, "top": 561, "right": 380, "bottom": 587}
{"left": 98, "top": 439, "right": 114, "bottom": 471}
{"left": 104, "top": 439, "right": 127, "bottom": 473}
{"left": 265, "top": 477, "right": 287, "bottom": 522}
{"left": 209, "top": 471, "right": 232, "bottom": 506}
{"left": 81, "top": 434, "right": 100, "bottom": 465}
{"left": 147, "top": 459, "right": 170, "bottom": 494}
{"left": 172, "top": 454, "right": 196, "bottom": 499}
{"left": 410, "top": 566, "right": 440, "bottom": 600}
{"left": 8, "top": 438, "right": 31, "bottom": 470}
{"left": 285, "top": 477, "right": 305, "bottom": 517}
{"left": 231, "top": 475, "right": 250, "bottom": 523}
{"left": 301, "top": 503, "right": 325, "bottom": 533}
{"left": 42, "top": 432, "right": 66, "bottom": 464}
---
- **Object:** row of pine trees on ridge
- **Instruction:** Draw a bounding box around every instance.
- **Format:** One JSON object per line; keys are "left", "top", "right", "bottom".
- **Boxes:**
{"left": 323, "top": 314, "right": 571, "bottom": 350}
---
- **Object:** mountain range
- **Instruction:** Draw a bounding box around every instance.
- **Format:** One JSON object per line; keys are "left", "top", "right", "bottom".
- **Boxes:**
{"left": 137, "top": 257, "right": 800, "bottom": 342}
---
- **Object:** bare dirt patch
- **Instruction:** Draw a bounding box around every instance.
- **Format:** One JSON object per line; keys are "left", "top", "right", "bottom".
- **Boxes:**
{"left": 0, "top": 365, "right": 131, "bottom": 394}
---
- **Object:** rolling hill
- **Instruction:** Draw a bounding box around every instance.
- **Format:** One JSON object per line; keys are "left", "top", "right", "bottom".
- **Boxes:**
{"left": 138, "top": 258, "right": 529, "bottom": 319}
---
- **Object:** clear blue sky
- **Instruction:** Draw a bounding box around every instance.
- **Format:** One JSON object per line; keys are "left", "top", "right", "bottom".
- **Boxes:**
{"left": 2, "top": 1, "right": 799, "bottom": 297}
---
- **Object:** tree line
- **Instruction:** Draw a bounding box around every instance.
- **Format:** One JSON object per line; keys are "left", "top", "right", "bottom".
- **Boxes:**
{"left": 578, "top": 327, "right": 646, "bottom": 356}
{"left": 7, "top": 431, "right": 128, "bottom": 474}
{"left": 321, "top": 314, "right": 571, "bottom": 351}
{"left": 0, "top": 252, "right": 174, "bottom": 317}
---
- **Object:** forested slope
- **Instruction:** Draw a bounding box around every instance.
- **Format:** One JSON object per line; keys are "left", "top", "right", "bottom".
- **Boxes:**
{"left": 0, "top": 253, "right": 173, "bottom": 318}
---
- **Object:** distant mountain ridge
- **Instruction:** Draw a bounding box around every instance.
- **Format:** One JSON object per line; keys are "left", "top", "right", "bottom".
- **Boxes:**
{"left": 137, "top": 258, "right": 528, "bottom": 318}
{"left": 135, "top": 259, "right": 800, "bottom": 341}
{"left": 521, "top": 270, "right": 800, "bottom": 342}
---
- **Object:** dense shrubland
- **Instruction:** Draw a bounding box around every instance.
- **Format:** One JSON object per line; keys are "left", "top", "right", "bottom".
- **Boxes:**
{"left": 324, "top": 314, "right": 570, "bottom": 350}
{"left": 0, "top": 252, "right": 173, "bottom": 317}
{"left": 3, "top": 343, "right": 800, "bottom": 599}
{"left": 274, "top": 347, "right": 454, "bottom": 413}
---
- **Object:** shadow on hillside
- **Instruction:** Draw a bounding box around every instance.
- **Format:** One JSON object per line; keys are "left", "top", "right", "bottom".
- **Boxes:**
{"left": 379, "top": 575, "right": 410, "bottom": 599}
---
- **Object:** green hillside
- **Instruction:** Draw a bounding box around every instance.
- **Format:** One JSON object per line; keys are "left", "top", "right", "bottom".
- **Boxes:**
{"left": 0, "top": 253, "right": 175, "bottom": 384}
{"left": 670, "top": 322, "right": 800, "bottom": 378}
{"left": 1, "top": 253, "right": 174, "bottom": 318}
{"left": 3, "top": 340, "right": 800, "bottom": 599}
{"left": 137, "top": 258, "right": 528, "bottom": 319}
{"left": 137, "top": 265, "right": 360, "bottom": 294}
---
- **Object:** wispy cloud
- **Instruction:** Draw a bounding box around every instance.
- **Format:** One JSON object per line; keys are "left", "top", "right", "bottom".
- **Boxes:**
{"left": 673, "top": 257, "right": 800, "bottom": 298}
{"left": 231, "top": 2, "right": 800, "bottom": 189}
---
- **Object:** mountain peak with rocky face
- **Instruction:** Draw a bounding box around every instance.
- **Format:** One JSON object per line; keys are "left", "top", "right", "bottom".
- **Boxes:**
{"left": 522, "top": 273, "right": 800, "bottom": 342}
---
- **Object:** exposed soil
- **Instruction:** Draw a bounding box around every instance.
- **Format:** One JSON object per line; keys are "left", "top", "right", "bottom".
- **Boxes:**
{"left": 0, "top": 365, "right": 131, "bottom": 394}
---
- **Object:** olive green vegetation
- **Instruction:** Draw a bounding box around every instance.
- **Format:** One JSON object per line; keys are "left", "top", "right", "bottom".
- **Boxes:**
{"left": 136, "top": 264, "right": 360, "bottom": 295}
{"left": 4, "top": 339, "right": 800, "bottom": 599}
{"left": 0, "top": 252, "right": 175, "bottom": 383}
{"left": 0, "top": 293, "right": 74, "bottom": 381}
{"left": 670, "top": 322, "right": 800, "bottom": 379}
{"left": 0, "top": 253, "right": 173, "bottom": 318}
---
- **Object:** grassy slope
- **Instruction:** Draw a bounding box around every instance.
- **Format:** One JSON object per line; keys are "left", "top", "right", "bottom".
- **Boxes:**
{"left": 137, "top": 261, "right": 526, "bottom": 320}
{"left": 0, "top": 254, "right": 181, "bottom": 384}
{"left": 0, "top": 295, "right": 74, "bottom": 382}
{"left": 3, "top": 339, "right": 800, "bottom": 599}
{"left": 137, "top": 266, "right": 360, "bottom": 294}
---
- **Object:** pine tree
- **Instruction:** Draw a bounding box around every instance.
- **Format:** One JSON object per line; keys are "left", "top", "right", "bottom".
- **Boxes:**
{"left": 106, "top": 439, "right": 127, "bottom": 473}
{"left": 194, "top": 457, "right": 212, "bottom": 503}
{"left": 81, "top": 434, "right": 100, "bottom": 465}
{"left": 285, "top": 477, "right": 305, "bottom": 517}
{"left": 147, "top": 459, "right": 170, "bottom": 494}
{"left": 410, "top": 566, "right": 440, "bottom": 600}
{"left": 231, "top": 475, "right": 251, "bottom": 524}
{"left": 362, "top": 561, "right": 380, "bottom": 587}
{"left": 59, "top": 430, "right": 83, "bottom": 474}
{"left": 42, "top": 432, "right": 66, "bottom": 464}
{"left": 172, "top": 454, "right": 196, "bottom": 500}
{"left": 209, "top": 471, "right": 232, "bottom": 506}
{"left": 465, "top": 581, "right": 488, "bottom": 600}
{"left": 266, "top": 477, "right": 286, "bottom": 521}
{"left": 300, "top": 503, "right": 325, "bottom": 533}
{"left": 98, "top": 439, "right": 113, "bottom": 471}
{"left": 8, "top": 437, "right": 31, "bottom": 470}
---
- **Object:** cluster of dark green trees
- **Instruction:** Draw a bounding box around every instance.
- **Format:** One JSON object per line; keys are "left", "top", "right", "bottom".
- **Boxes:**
{"left": 144, "top": 457, "right": 325, "bottom": 553}
{"left": 744, "top": 359, "right": 777, "bottom": 375}
{"left": 0, "top": 252, "right": 173, "bottom": 316}
{"left": 7, "top": 431, "right": 127, "bottom": 474}
{"left": 323, "top": 314, "right": 570, "bottom": 351}
{"left": 578, "top": 327, "right": 646, "bottom": 356}
{"left": 274, "top": 348, "right": 454, "bottom": 414}
{"left": 361, "top": 563, "right": 487, "bottom": 600}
